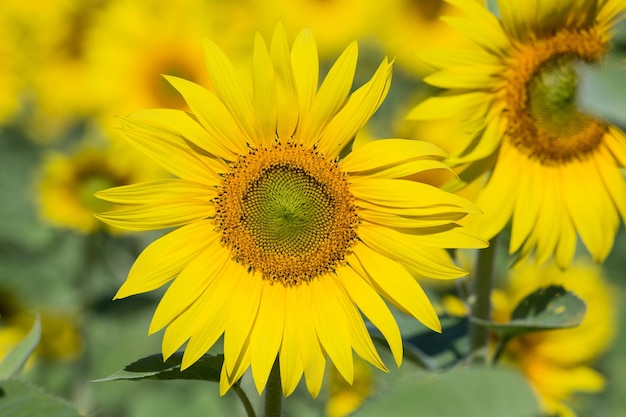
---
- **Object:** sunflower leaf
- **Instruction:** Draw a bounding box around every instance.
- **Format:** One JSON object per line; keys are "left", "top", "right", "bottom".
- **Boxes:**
{"left": 0, "top": 379, "right": 81, "bottom": 417}
{"left": 93, "top": 352, "right": 224, "bottom": 383}
{"left": 351, "top": 367, "right": 541, "bottom": 417}
{"left": 470, "top": 285, "right": 586, "bottom": 339}
{"left": 0, "top": 316, "right": 41, "bottom": 380}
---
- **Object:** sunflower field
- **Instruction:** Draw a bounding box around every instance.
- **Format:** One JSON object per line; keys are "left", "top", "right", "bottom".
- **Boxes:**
{"left": 1, "top": 1, "right": 626, "bottom": 417}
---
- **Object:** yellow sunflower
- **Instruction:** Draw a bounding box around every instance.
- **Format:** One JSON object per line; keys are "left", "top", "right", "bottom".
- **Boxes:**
{"left": 376, "top": 0, "right": 481, "bottom": 75}
{"left": 38, "top": 139, "right": 164, "bottom": 234}
{"left": 492, "top": 261, "right": 616, "bottom": 417}
{"left": 408, "top": 0, "right": 626, "bottom": 267}
{"left": 83, "top": 0, "right": 257, "bottom": 133}
{"left": 95, "top": 25, "right": 486, "bottom": 397}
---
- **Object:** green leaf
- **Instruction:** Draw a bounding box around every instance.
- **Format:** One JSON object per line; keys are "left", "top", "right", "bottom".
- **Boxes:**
{"left": 0, "top": 316, "right": 41, "bottom": 379}
{"left": 471, "top": 285, "right": 586, "bottom": 339}
{"left": 351, "top": 367, "right": 542, "bottom": 417}
{"left": 93, "top": 352, "right": 224, "bottom": 383}
{"left": 0, "top": 379, "right": 81, "bottom": 417}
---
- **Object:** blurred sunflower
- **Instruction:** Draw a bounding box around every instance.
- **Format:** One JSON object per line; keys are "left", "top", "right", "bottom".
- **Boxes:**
{"left": 376, "top": 0, "right": 481, "bottom": 75}
{"left": 95, "top": 25, "right": 487, "bottom": 397}
{"left": 408, "top": 0, "right": 626, "bottom": 267}
{"left": 38, "top": 139, "right": 164, "bottom": 234}
{"left": 83, "top": 0, "right": 256, "bottom": 132}
{"left": 1, "top": 0, "right": 106, "bottom": 140}
{"left": 250, "top": 0, "right": 387, "bottom": 58}
{"left": 492, "top": 262, "right": 616, "bottom": 417}
{"left": 0, "top": 290, "right": 82, "bottom": 364}
{"left": 326, "top": 358, "right": 373, "bottom": 417}
{"left": 0, "top": 4, "right": 26, "bottom": 124}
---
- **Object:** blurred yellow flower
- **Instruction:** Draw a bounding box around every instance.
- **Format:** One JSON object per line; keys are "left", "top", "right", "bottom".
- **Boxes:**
{"left": 1, "top": 0, "right": 106, "bottom": 139}
{"left": 408, "top": 0, "right": 626, "bottom": 267}
{"left": 376, "top": 0, "right": 481, "bottom": 75}
{"left": 0, "top": 291, "right": 83, "bottom": 364}
{"left": 95, "top": 25, "right": 486, "bottom": 397}
{"left": 83, "top": 0, "right": 257, "bottom": 133}
{"left": 250, "top": 0, "right": 388, "bottom": 58}
{"left": 326, "top": 358, "right": 373, "bottom": 417}
{"left": 38, "top": 139, "right": 164, "bottom": 234}
{"left": 0, "top": 4, "right": 26, "bottom": 124}
{"left": 492, "top": 262, "right": 617, "bottom": 417}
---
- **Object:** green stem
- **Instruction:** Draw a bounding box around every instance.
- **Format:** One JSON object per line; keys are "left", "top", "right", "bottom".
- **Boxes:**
{"left": 491, "top": 336, "right": 510, "bottom": 366}
{"left": 469, "top": 235, "right": 498, "bottom": 363}
{"left": 233, "top": 385, "right": 257, "bottom": 417}
{"left": 264, "top": 359, "right": 282, "bottom": 417}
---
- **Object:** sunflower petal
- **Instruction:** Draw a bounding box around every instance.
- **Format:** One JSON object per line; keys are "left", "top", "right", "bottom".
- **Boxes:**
{"left": 96, "top": 199, "right": 212, "bottom": 231}
{"left": 351, "top": 244, "right": 441, "bottom": 332}
{"left": 149, "top": 237, "right": 230, "bottom": 334}
{"left": 96, "top": 179, "right": 216, "bottom": 205}
{"left": 336, "top": 266, "right": 403, "bottom": 366}
{"left": 270, "top": 23, "right": 299, "bottom": 140}
{"left": 115, "top": 220, "right": 217, "bottom": 298}
{"left": 202, "top": 37, "right": 260, "bottom": 144}
{"left": 250, "top": 283, "right": 286, "bottom": 394}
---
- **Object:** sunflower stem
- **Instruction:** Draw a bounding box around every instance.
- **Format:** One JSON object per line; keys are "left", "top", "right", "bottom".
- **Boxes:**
{"left": 233, "top": 385, "right": 257, "bottom": 417}
{"left": 469, "top": 235, "right": 498, "bottom": 363}
{"left": 264, "top": 359, "right": 282, "bottom": 417}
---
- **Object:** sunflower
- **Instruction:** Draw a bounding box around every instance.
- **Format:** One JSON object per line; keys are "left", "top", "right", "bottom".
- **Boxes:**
{"left": 95, "top": 25, "right": 486, "bottom": 397}
{"left": 82, "top": 0, "right": 256, "bottom": 133}
{"left": 376, "top": 0, "right": 481, "bottom": 75}
{"left": 492, "top": 261, "right": 616, "bottom": 417}
{"left": 38, "top": 139, "right": 163, "bottom": 233}
{"left": 408, "top": 0, "right": 626, "bottom": 267}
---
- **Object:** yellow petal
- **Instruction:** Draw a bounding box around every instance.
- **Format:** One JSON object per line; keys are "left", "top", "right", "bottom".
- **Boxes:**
{"left": 470, "top": 144, "right": 517, "bottom": 240}
{"left": 114, "top": 220, "right": 217, "bottom": 298}
{"left": 252, "top": 33, "right": 277, "bottom": 144}
{"left": 424, "top": 65, "right": 502, "bottom": 89}
{"left": 561, "top": 159, "right": 617, "bottom": 261}
{"left": 440, "top": 0, "right": 510, "bottom": 55}
{"left": 418, "top": 48, "right": 501, "bottom": 69}
{"left": 357, "top": 207, "right": 466, "bottom": 229}
{"left": 596, "top": 145, "right": 626, "bottom": 222}
{"left": 319, "top": 58, "right": 392, "bottom": 159}
{"left": 250, "top": 282, "right": 286, "bottom": 394}
{"left": 358, "top": 222, "right": 469, "bottom": 279}
{"left": 311, "top": 278, "right": 354, "bottom": 384}
{"left": 202, "top": 37, "right": 260, "bottom": 144}
{"left": 270, "top": 23, "right": 299, "bottom": 140}
{"left": 293, "top": 284, "right": 326, "bottom": 398}
{"left": 96, "top": 179, "right": 216, "bottom": 205}
{"left": 336, "top": 266, "right": 403, "bottom": 366}
{"left": 149, "top": 236, "right": 230, "bottom": 334}
{"left": 96, "top": 199, "right": 212, "bottom": 231}
{"left": 181, "top": 263, "right": 243, "bottom": 370}
{"left": 350, "top": 177, "right": 479, "bottom": 214}
{"left": 350, "top": 244, "right": 441, "bottom": 332}
{"left": 296, "top": 41, "right": 357, "bottom": 146}
{"left": 163, "top": 76, "right": 251, "bottom": 155}
{"left": 220, "top": 336, "right": 251, "bottom": 396}
{"left": 407, "top": 92, "right": 491, "bottom": 120}
{"left": 118, "top": 116, "right": 217, "bottom": 183}
{"left": 554, "top": 214, "right": 577, "bottom": 269}
{"left": 510, "top": 157, "right": 541, "bottom": 253}
{"left": 291, "top": 28, "right": 319, "bottom": 124}
{"left": 280, "top": 288, "right": 305, "bottom": 396}
{"left": 224, "top": 269, "right": 263, "bottom": 375}
{"left": 533, "top": 172, "right": 561, "bottom": 264}
{"left": 341, "top": 139, "right": 446, "bottom": 173}
{"left": 329, "top": 275, "right": 387, "bottom": 372}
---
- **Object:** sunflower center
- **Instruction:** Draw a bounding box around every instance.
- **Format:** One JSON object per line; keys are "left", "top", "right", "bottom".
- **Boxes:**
{"left": 78, "top": 173, "right": 119, "bottom": 213}
{"left": 505, "top": 29, "right": 608, "bottom": 164}
{"left": 214, "top": 142, "right": 359, "bottom": 286}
